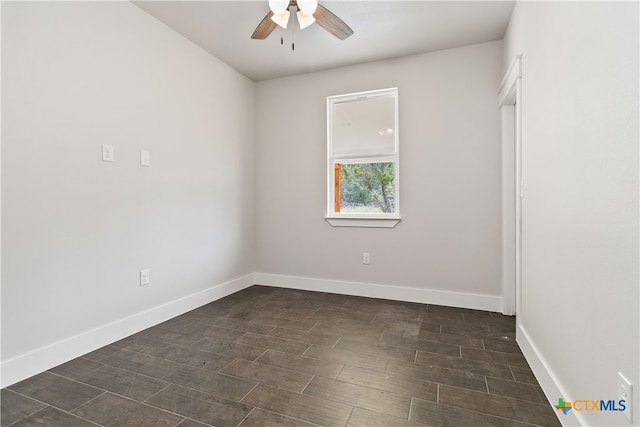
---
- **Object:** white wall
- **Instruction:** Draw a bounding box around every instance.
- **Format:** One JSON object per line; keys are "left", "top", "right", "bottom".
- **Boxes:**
{"left": 503, "top": 2, "right": 639, "bottom": 426}
{"left": 1, "top": 2, "right": 255, "bottom": 386}
{"left": 255, "top": 41, "right": 504, "bottom": 309}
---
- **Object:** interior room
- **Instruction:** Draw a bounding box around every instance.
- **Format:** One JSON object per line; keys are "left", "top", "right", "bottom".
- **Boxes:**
{"left": 1, "top": 1, "right": 638, "bottom": 426}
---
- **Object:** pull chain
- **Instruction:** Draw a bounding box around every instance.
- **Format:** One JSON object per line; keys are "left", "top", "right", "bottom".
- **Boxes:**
{"left": 277, "top": 6, "right": 296, "bottom": 51}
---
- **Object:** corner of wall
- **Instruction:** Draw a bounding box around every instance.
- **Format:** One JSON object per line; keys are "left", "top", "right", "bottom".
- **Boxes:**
{"left": 1, "top": 274, "right": 255, "bottom": 388}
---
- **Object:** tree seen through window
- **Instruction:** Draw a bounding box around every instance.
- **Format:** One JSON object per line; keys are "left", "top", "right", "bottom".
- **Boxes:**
{"left": 337, "top": 162, "right": 395, "bottom": 213}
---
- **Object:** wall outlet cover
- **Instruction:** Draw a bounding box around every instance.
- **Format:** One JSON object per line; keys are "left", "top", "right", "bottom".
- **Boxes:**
{"left": 140, "top": 269, "right": 150, "bottom": 286}
{"left": 140, "top": 150, "right": 150, "bottom": 166}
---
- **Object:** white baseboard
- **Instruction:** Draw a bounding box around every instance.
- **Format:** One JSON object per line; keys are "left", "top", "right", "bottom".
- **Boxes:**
{"left": 1, "top": 274, "right": 254, "bottom": 388}
{"left": 2, "top": 273, "right": 503, "bottom": 388}
{"left": 254, "top": 273, "right": 503, "bottom": 312}
{"left": 517, "top": 323, "right": 579, "bottom": 427}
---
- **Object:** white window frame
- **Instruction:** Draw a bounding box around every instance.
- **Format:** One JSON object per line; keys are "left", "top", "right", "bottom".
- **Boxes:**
{"left": 326, "top": 88, "right": 401, "bottom": 228}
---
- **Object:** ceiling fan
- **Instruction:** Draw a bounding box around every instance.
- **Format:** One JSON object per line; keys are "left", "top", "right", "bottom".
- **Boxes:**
{"left": 251, "top": 0, "right": 354, "bottom": 41}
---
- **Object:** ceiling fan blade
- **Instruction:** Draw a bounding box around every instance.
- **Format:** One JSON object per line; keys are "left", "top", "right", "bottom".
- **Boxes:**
{"left": 251, "top": 11, "right": 278, "bottom": 39}
{"left": 313, "top": 4, "right": 354, "bottom": 40}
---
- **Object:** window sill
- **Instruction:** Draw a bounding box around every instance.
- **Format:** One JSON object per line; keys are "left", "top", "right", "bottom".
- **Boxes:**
{"left": 325, "top": 217, "right": 401, "bottom": 228}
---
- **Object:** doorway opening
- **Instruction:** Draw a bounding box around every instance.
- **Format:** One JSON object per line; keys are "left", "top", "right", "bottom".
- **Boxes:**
{"left": 498, "top": 55, "right": 522, "bottom": 317}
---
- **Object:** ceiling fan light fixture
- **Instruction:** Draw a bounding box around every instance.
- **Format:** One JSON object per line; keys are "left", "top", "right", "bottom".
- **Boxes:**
{"left": 296, "top": 10, "right": 316, "bottom": 29}
{"left": 270, "top": 10, "right": 290, "bottom": 28}
{"left": 378, "top": 127, "right": 394, "bottom": 137}
{"left": 268, "top": 0, "right": 288, "bottom": 15}
{"left": 297, "top": 0, "right": 318, "bottom": 16}
{"left": 252, "top": 0, "right": 353, "bottom": 42}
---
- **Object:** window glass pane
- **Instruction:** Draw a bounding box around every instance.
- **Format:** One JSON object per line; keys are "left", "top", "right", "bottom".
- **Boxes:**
{"left": 333, "top": 96, "right": 396, "bottom": 156}
{"left": 337, "top": 162, "right": 396, "bottom": 213}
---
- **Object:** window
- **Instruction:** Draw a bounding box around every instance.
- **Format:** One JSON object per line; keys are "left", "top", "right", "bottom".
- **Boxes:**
{"left": 326, "top": 88, "right": 400, "bottom": 227}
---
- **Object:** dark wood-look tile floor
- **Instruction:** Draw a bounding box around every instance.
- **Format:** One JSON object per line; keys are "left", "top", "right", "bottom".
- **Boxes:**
{"left": 1, "top": 285, "right": 562, "bottom": 427}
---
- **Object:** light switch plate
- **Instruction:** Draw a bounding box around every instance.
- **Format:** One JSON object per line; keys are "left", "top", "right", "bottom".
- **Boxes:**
{"left": 102, "top": 144, "right": 114, "bottom": 162}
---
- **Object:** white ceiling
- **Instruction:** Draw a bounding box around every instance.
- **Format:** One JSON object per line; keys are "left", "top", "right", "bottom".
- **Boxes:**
{"left": 133, "top": 1, "right": 515, "bottom": 82}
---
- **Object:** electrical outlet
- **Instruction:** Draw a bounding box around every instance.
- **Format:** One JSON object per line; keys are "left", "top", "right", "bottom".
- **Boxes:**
{"left": 140, "top": 269, "right": 150, "bottom": 286}
{"left": 140, "top": 150, "right": 150, "bottom": 166}
{"left": 362, "top": 252, "right": 370, "bottom": 265}
{"left": 618, "top": 372, "right": 633, "bottom": 423}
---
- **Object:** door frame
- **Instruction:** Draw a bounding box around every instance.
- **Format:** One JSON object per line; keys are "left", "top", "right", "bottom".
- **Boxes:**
{"left": 498, "top": 55, "right": 522, "bottom": 316}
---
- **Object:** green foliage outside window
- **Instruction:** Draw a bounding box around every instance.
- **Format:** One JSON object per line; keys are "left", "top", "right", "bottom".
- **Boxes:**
{"left": 340, "top": 162, "right": 395, "bottom": 213}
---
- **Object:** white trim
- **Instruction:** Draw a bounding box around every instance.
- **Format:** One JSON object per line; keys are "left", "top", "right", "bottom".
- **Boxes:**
{"left": 325, "top": 217, "right": 401, "bottom": 228}
{"left": 498, "top": 54, "right": 523, "bottom": 316}
{"left": 333, "top": 154, "right": 396, "bottom": 162}
{"left": 517, "top": 324, "right": 578, "bottom": 427}
{"left": 500, "top": 105, "right": 516, "bottom": 315}
{"left": 497, "top": 54, "right": 522, "bottom": 106}
{"left": 329, "top": 87, "right": 399, "bottom": 103}
{"left": 327, "top": 87, "right": 400, "bottom": 220}
{"left": 0, "top": 274, "right": 255, "bottom": 388}
{"left": 2, "top": 272, "right": 505, "bottom": 388}
{"left": 254, "top": 273, "right": 502, "bottom": 312}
